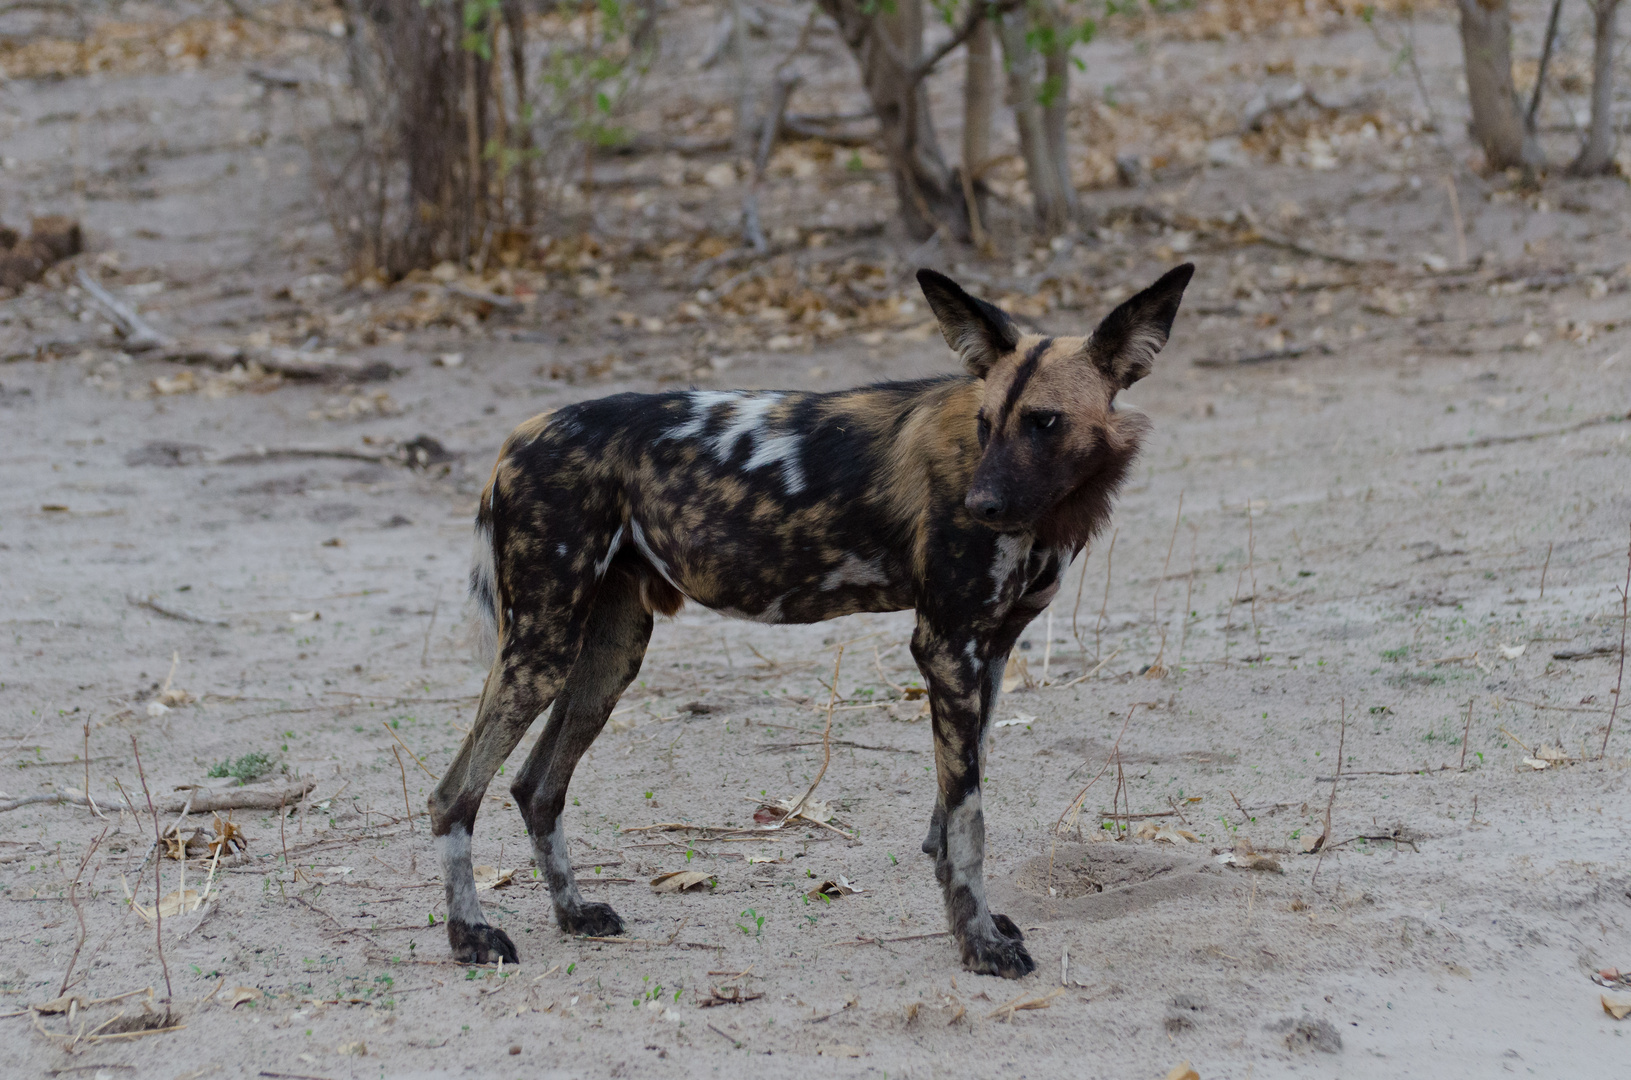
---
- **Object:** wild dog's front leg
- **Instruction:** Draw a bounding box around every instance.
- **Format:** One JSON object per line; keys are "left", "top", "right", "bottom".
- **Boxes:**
{"left": 912, "top": 622, "right": 1035, "bottom": 978}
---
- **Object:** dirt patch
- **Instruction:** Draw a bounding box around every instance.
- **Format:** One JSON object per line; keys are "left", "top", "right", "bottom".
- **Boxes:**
{"left": 995, "top": 842, "right": 1229, "bottom": 925}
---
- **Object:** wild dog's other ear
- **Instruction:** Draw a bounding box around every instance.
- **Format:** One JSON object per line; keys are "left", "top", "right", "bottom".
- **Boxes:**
{"left": 916, "top": 268, "right": 1020, "bottom": 378}
{"left": 1086, "top": 263, "right": 1195, "bottom": 389}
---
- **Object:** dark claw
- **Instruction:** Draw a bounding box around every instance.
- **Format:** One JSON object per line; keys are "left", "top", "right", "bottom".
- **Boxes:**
{"left": 991, "top": 912, "right": 1024, "bottom": 941}
{"left": 960, "top": 928, "right": 1036, "bottom": 979}
{"left": 448, "top": 920, "right": 519, "bottom": 965}
{"left": 558, "top": 901, "right": 626, "bottom": 937}
{"left": 921, "top": 807, "right": 945, "bottom": 856}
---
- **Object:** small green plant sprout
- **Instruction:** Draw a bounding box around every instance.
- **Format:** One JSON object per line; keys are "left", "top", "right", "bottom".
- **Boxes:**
{"left": 207, "top": 751, "right": 276, "bottom": 783}
{"left": 567, "top": 962, "right": 576, "bottom": 975}
{"left": 736, "top": 909, "right": 764, "bottom": 937}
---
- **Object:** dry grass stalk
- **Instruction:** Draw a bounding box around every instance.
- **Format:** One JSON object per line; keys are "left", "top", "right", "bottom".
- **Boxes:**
{"left": 1070, "top": 539, "right": 1092, "bottom": 642}
{"left": 1041, "top": 608, "right": 1054, "bottom": 684}
{"left": 82, "top": 717, "right": 104, "bottom": 821}
{"left": 1147, "top": 494, "right": 1184, "bottom": 678}
{"left": 420, "top": 585, "right": 441, "bottom": 669}
{"left": 1247, "top": 500, "right": 1260, "bottom": 637}
{"left": 1539, "top": 539, "right": 1553, "bottom": 599}
{"left": 392, "top": 745, "right": 415, "bottom": 833}
{"left": 1602, "top": 524, "right": 1630, "bottom": 759}
{"left": 1311, "top": 698, "right": 1346, "bottom": 888}
{"left": 58, "top": 826, "right": 110, "bottom": 998}
{"left": 1442, "top": 174, "right": 1467, "bottom": 265}
{"left": 1458, "top": 698, "right": 1475, "bottom": 770}
{"left": 784, "top": 645, "right": 844, "bottom": 823}
{"left": 1047, "top": 703, "right": 1144, "bottom": 890}
{"left": 129, "top": 737, "right": 173, "bottom": 1000}
{"left": 1093, "top": 528, "right": 1118, "bottom": 664}
{"left": 383, "top": 720, "right": 437, "bottom": 781}
{"left": 1176, "top": 527, "right": 1198, "bottom": 670}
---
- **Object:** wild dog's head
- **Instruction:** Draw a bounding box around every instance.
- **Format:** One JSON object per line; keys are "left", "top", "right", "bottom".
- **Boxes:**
{"left": 917, "top": 264, "right": 1194, "bottom": 547}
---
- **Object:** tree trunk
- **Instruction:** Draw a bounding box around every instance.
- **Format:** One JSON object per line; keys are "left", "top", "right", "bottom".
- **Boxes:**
{"left": 815, "top": 0, "right": 970, "bottom": 241}
{"left": 1040, "top": 4, "right": 1078, "bottom": 223}
{"left": 1454, "top": 0, "right": 1544, "bottom": 173}
{"left": 997, "top": 5, "right": 1073, "bottom": 235}
{"left": 1569, "top": 0, "right": 1623, "bottom": 175}
{"left": 961, "top": 17, "right": 994, "bottom": 245}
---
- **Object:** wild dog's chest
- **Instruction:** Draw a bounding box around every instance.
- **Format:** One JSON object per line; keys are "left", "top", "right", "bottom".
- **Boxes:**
{"left": 981, "top": 535, "right": 1070, "bottom": 612}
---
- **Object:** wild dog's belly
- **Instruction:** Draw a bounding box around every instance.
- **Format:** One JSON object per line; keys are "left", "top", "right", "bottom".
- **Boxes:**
{"left": 622, "top": 512, "right": 915, "bottom": 623}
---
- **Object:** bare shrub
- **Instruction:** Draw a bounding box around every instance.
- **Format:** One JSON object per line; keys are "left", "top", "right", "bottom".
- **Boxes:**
{"left": 313, "top": 0, "right": 646, "bottom": 279}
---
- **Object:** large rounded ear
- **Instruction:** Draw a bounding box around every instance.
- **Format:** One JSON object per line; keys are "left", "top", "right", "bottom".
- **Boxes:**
{"left": 916, "top": 268, "right": 1019, "bottom": 378}
{"left": 1087, "top": 263, "right": 1194, "bottom": 389}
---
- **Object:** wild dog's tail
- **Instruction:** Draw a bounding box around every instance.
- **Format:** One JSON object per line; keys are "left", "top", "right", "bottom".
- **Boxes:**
{"left": 469, "top": 482, "right": 501, "bottom": 670}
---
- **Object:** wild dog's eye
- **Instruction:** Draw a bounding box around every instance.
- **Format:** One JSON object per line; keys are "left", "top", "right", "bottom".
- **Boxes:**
{"left": 976, "top": 414, "right": 991, "bottom": 448}
{"left": 1027, "top": 412, "right": 1061, "bottom": 433}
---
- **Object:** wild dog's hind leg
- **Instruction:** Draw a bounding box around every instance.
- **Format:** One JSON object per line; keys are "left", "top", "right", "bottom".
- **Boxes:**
{"left": 510, "top": 557, "right": 653, "bottom": 937}
{"left": 429, "top": 585, "right": 595, "bottom": 964}
{"left": 912, "top": 618, "right": 1035, "bottom": 978}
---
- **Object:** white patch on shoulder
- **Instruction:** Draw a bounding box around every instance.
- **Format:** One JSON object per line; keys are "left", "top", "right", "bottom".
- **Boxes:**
{"left": 708, "top": 393, "right": 781, "bottom": 460}
{"left": 660, "top": 391, "right": 804, "bottom": 495}
{"left": 820, "top": 554, "right": 890, "bottom": 591}
{"left": 743, "top": 430, "right": 805, "bottom": 495}
{"left": 660, "top": 390, "right": 741, "bottom": 442}
{"left": 988, "top": 534, "right": 1032, "bottom": 603}
{"left": 593, "top": 524, "right": 626, "bottom": 579}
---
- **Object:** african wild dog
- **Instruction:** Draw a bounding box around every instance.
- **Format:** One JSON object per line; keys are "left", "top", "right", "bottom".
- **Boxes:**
{"left": 430, "top": 263, "right": 1194, "bottom": 978}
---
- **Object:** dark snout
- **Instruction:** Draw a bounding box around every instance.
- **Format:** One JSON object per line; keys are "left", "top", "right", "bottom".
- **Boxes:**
{"left": 965, "top": 490, "right": 1007, "bottom": 523}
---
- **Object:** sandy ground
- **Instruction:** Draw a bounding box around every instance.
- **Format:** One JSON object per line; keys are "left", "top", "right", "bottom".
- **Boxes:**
{"left": 3, "top": 3, "right": 1631, "bottom": 1078}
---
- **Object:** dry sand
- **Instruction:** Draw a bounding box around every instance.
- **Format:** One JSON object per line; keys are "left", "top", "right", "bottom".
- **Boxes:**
{"left": 3, "top": 3, "right": 1630, "bottom": 1077}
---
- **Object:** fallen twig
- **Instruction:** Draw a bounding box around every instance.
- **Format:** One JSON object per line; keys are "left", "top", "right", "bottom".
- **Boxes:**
{"left": 988, "top": 985, "right": 1064, "bottom": 1021}
{"left": 127, "top": 594, "right": 230, "bottom": 628}
{"left": 1326, "top": 833, "right": 1419, "bottom": 852}
{"left": 76, "top": 269, "right": 170, "bottom": 351}
{"left": 1192, "top": 341, "right": 1334, "bottom": 368}
{"left": 152, "top": 781, "right": 315, "bottom": 815}
{"left": 0, "top": 791, "right": 122, "bottom": 815}
{"left": 1314, "top": 765, "right": 1452, "bottom": 781}
{"left": 1415, "top": 411, "right": 1631, "bottom": 454}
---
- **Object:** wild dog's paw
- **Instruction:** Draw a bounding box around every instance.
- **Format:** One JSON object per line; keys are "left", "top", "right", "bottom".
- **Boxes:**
{"left": 448, "top": 920, "right": 519, "bottom": 965}
{"left": 558, "top": 902, "right": 625, "bottom": 938}
{"left": 960, "top": 928, "right": 1036, "bottom": 979}
{"left": 991, "top": 912, "right": 1025, "bottom": 942}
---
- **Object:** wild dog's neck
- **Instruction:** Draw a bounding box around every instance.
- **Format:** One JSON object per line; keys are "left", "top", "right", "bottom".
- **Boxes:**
{"left": 1033, "top": 407, "right": 1150, "bottom": 550}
